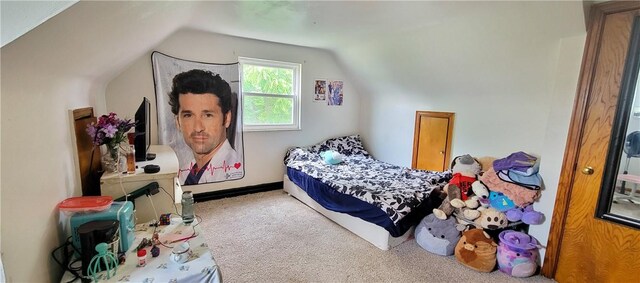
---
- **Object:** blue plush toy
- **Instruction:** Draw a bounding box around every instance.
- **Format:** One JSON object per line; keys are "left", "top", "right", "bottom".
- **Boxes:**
{"left": 489, "top": 191, "right": 516, "bottom": 211}
{"left": 320, "top": 150, "right": 344, "bottom": 165}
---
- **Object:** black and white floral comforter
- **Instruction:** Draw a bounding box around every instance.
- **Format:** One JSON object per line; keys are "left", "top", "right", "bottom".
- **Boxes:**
{"left": 284, "top": 135, "right": 452, "bottom": 224}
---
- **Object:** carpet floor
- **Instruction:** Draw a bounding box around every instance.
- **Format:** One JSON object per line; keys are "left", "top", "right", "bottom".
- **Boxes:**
{"left": 195, "top": 190, "right": 554, "bottom": 283}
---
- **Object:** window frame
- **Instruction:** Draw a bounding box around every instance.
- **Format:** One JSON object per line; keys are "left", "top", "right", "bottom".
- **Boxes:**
{"left": 238, "top": 57, "right": 302, "bottom": 132}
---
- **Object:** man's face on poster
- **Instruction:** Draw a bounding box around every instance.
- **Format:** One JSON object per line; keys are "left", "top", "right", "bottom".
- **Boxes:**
{"left": 176, "top": 93, "right": 231, "bottom": 156}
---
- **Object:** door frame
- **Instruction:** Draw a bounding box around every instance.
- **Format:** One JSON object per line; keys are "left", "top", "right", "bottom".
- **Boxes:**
{"left": 542, "top": 1, "right": 640, "bottom": 277}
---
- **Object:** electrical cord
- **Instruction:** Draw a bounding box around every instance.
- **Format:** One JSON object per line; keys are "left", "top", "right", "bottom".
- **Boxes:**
{"left": 160, "top": 185, "right": 180, "bottom": 216}
{"left": 54, "top": 184, "right": 194, "bottom": 281}
{"left": 160, "top": 185, "right": 202, "bottom": 233}
{"left": 117, "top": 152, "right": 128, "bottom": 204}
{"left": 51, "top": 236, "right": 90, "bottom": 283}
{"left": 135, "top": 183, "right": 202, "bottom": 249}
{"left": 146, "top": 193, "right": 159, "bottom": 223}
{"left": 154, "top": 214, "right": 202, "bottom": 250}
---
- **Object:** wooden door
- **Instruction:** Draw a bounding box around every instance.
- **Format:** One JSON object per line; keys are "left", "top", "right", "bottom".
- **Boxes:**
{"left": 412, "top": 111, "right": 454, "bottom": 171}
{"left": 543, "top": 2, "right": 640, "bottom": 282}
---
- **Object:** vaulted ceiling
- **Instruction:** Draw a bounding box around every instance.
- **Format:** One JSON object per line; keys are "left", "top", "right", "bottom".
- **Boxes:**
{"left": 3, "top": 1, "right": 588, "bottom": 50}
{"left": 1, "top": 1, "right": 588, "bottom": 93}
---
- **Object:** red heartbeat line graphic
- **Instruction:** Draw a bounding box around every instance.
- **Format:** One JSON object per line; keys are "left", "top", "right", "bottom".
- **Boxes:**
{"left": 178, "top": 160, "right": 242, "bottom": 177}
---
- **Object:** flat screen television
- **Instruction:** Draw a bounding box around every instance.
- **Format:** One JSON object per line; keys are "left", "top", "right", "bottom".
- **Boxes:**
{"left": 135, "top": 97, "right": 152, "bottom": 161}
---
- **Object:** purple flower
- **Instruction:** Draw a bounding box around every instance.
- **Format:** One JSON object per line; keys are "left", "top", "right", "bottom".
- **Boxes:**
{"left": 86, "top": 125, "right": 96, "bottom": 138}
{"left": 102, "top": 124, "right": 118, "bottom": 138}
{"left": 86, "top": 112, "right": 135, "bottom": 147}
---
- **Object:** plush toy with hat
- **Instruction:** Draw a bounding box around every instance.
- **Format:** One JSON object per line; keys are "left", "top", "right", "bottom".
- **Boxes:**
{"left": 433, "top": 154, "right": 482, "bottom": 220}
{"left": 415, "top": 214, "right": 461, "bottom": 256}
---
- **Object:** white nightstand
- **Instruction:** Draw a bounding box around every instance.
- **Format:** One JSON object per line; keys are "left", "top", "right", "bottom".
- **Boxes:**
{"left": 100, "top": 145, "right": 183, "bottom": 223}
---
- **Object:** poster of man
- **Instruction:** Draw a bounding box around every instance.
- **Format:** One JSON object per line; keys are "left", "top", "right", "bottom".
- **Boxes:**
{"left": 151, "top": 52, "right": 244, "bottom": 186}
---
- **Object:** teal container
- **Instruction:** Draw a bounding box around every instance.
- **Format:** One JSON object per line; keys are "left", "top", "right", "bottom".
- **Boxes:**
{"left": 70, "top": 201, "right": 135, "bottom": 254}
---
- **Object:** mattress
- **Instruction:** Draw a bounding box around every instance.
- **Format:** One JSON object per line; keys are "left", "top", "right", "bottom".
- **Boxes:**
{"left": 287, "top": 167, "right": 444, "bottom": 237}
{"left": 284, "top": 174, "right": 413, "bottom": 250}
{"left": 284, "top": 135, "right": 451, "bottom": 237}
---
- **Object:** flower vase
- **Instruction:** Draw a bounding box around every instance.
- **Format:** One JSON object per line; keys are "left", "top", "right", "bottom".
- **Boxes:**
{"left": 101, "top": 144, "right": 125, "bottom": 173}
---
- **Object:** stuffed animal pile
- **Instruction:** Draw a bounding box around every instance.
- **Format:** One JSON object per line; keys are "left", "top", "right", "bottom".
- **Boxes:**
{"left": 416, "top": 152, "right": 545, "bottom": 277}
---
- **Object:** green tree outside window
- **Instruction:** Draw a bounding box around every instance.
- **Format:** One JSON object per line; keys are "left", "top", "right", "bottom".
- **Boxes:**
{"left": 242, "top": 65, "right": 294, "bottom": 125}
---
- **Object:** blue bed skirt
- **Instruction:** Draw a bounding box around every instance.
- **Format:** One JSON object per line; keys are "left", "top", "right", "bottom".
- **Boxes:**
{"left": 287, "top": 167, "right": 443, "bottom": 237}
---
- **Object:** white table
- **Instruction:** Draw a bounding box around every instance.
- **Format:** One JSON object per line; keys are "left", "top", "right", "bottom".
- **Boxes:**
{"left": 61, "top": 217, "right": 221, "bottom": 283}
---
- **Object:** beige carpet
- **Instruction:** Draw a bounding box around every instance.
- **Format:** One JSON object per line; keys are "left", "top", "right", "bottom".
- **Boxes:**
{"left": 195, "top": 190, "right": 554, "bottom": 283}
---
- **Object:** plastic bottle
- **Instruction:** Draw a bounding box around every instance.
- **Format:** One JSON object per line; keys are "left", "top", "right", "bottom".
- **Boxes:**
{"left": 126, "top": 133, "right": 136, "bottom": 174}
{"left": 181, "top": 191, "right": 195, "bottom": 225}
{"left": 125, "top": 145, "right": 135, "bottom": 174}
{"left": 137, "top": 249, "right": 147, "bottom": 267}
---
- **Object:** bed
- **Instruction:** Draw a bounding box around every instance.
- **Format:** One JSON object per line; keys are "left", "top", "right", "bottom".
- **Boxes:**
{"left": 283, "top": 135, "right": 451, "bottom": 250}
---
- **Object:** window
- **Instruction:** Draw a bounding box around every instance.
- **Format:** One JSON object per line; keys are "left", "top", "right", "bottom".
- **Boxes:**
{"left": 239, "top": 57, "right": 301, "bottom": 131}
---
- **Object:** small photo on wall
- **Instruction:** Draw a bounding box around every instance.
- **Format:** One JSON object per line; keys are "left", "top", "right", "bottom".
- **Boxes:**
{"left": 314, "top": 79, "right": 327, "bottom": 102}
{"left": 328, "top": 80, "right": 344, "bottom": 106}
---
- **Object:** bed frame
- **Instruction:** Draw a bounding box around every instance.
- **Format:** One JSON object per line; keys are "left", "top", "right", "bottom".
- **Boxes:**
{"left": 283, "top": 174, "right": 414, "bottom": 250}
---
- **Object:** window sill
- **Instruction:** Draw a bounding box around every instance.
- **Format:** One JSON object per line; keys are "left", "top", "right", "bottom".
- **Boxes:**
{"left": 243, "top": 125, "right": 302, "bottom": 132}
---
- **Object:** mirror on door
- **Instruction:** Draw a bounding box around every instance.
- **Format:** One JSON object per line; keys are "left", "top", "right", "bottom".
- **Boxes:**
{"left": 597, "top": 16, "right": 640, "bottom": 229}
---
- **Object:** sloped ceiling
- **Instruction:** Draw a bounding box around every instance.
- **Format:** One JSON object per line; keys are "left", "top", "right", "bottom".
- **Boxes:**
{"left": 187, "top": 1, "right": 586, "bottom": 49}
{"left": 0, "top": 0, "right": 77, "bottom": 47}
{"left": 3, "top": 1, "right": 587, "bottom": 53}
{"left": 1, "top": 0, "right": 587, "bottom": 90}
{"left": 1, "top": 1, "right": 481, "bottom": 48}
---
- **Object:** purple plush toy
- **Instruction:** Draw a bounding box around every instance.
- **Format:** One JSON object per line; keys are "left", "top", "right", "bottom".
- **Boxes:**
{"left": 505, "top": 205, "right": 544, "bottom": 225}
{"left": 497, "top": 230, "right": 540, "bottom": 277}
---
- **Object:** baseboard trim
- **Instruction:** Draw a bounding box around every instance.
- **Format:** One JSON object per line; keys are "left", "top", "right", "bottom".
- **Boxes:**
{"left": 194, "top": 181, "right": 283, "bottom": 202}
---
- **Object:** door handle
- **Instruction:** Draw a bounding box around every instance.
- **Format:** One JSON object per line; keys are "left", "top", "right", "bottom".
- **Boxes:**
{"left": 581, "top": 166, "right": 595, "bottom": 175}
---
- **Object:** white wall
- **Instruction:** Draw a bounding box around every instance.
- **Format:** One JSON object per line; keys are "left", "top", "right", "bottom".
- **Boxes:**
{"left": 3, "top": 2, "right": 356, "bottom": 279}
{"left": 0, "top": 1, "right": 588, "bottom": 281}
{"left": 105, "top": 29, "right": 361, "bottom": 194}
{"left": 531, "top": 34, "right": 586, "bottom": 262}
{"left": 335, "top": 1, "right": 586, "bottom": 266}
{"left": 339, "top": 2, "right": 585, "bottom": 165}
{"left": 0, "top": 2, "right": 196, "bottom": 281}
{"left": 1, "top": 56, "right": 97, "bottom": 282}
